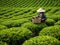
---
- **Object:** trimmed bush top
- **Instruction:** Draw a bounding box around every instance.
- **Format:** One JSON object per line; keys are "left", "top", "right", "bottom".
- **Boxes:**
{"left": 47, "top": 15, "right": 60, "bottom": 21}
{"left": 1, "top": 19, "right": 30, "bottom": 28}
{"left": 22, "top": 22, "right": 47, "bottom": 32}
{"left": 39, "top": 25, "right": 60, "bottom": 40}
{"left": 45, "top": 18, "right": 56, "bottom": 26}
{"left": 23, "top": 36, "right": 60, "bottom": 45}
{"left": 0, "top": 41, "right": 8, "bottom": 45}
{"left": 0, "top": 0, "right": 60, "bottom": 7}
{"left": 0, "top": 25, "right": 7, "bottom": 30}
{"left": 55, "top": 21, "right": 60, "bottom": 25}
{"left": 0, "top": 27, "right": 32, "bottom": 45}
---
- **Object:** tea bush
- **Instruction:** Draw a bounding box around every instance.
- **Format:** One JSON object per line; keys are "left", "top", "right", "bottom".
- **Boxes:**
{"left": 0, "top": 0, "right": 60, "bottom": 45}
{"left": 0, "top": 0, "right": 59, "bottom": 7}
{"left": 55, "top": 21, "right": 60, "bottom": 25}
{"left": 39, "top": 25, "right": 60, "bottom": 40}
{"left": 23, "top": 36, "right": 60, "bottom": 45}
{"left": 22, "top": 22, "right": 47, "bottom": 33}
{"left": 0, "top": 25, "right": 7, "bottom": 30}
{"left": 0, "top": 27, "right": 32, "bottom": 45}
{"left": 45, "top": 19, "right": 56, "bottom": 26}
{"left": 0, "top": 41, "right": 8, "bottom": 45}
{"left": 47, "top": 15, "right": 60, "bottom": 21}
{"left": 1, "top": 19, "right": 30, "bottom": 28}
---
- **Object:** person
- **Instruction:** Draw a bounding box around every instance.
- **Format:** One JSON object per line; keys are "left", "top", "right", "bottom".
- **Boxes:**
{"left": 37, "top": 8, "right": 47, "bottom": 22}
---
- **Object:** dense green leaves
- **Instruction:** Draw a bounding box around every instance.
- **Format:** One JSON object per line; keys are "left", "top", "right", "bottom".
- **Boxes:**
{"left": 23, "top": 36, "right": 60, "bottom": 45}
{"left": 1, "top": 19, "right": 30, "bottom": 28}
{"left": 45, "top": 18, "right": 56, "bottom": 26}
{"left": 0, "top": 41, "right": 8, "bottom": 45}
{"left": 0, "top": 27, "right": 32, "bottom": 45}
{"left": 55, "top": 21, "right": 60, "bottom": 25}
{"left": 22, "top": 22, "right": 47, "bottom": 32}
{"left": 47, "top": 15, "right": 60, "bottom": 21}
{"left": 0, "top": 0, "right": 60, "bottom": 45}
{"left": 0, "top": 25, "right": 7, "bottom": 30}
{"left": 0, "top": 0, "right": 59, "bottom": 7}
{"left": 39, "top": 25, "right": 60, "bottom": 40}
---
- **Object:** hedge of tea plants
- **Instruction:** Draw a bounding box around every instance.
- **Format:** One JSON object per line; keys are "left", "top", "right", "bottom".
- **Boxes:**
{"left": 23, "top": 36, "right": 60, "bottom": 45}
{"left": 45, "top": 18, "right": 56, "bottom": 26}
{"left": 0, "top": 7, "right": 60, "bottom": 45}
{"left": 55, "top": 21, "right": 60, "bottom": 25}
{"left": 0, "top": 27, "right": 32, "bottom": 45}
{"left": 0, "top": 25, "right": 7, "bottom": 30}
{"left": 22, "top": 22, "right": 47, "bottom": 32}
{"left": 0, "top": 0, "right": 60, "bottom": 7}
{"left": 39, "top": 25, "right": 60, "bottom": 40}
{"left": 0, "top": 0, "right": 60, "bottom": 45}
{"left": 0, "top": 41, "right": 8, "bottom": 45}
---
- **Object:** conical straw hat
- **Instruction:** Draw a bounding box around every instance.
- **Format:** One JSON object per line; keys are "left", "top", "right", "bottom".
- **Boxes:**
{"left": 37, "top": 8, "right": 45, "bottom": 12}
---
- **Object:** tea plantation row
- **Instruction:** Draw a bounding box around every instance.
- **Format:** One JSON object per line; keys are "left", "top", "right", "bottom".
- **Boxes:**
{"left": 0, "top": 7, "right": 60, "bottom": 45}
{"left": 0, "top": 0, "right": 60, "bottom": 45}
{"left": 0, "top": 0, "right": 60, "bottom": 7}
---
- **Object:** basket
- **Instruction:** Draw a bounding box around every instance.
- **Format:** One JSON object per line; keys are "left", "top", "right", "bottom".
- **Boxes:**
{"left": 32, "top": 17, "right": 41, "bottom": 23}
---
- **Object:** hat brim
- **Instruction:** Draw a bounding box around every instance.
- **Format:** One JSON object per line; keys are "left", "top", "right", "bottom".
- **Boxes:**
{"left": 37, "top": 10, "right": 45, "bottom": 12}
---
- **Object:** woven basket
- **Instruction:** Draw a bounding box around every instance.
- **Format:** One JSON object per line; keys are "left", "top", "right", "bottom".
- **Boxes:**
{"left": 32, "top": 17, "right": 41, "bottom": 23}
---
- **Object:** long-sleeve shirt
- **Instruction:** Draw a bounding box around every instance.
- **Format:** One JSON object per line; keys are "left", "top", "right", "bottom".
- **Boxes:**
{"left": 38, "top": 13, "right": 46, "bottom": 20}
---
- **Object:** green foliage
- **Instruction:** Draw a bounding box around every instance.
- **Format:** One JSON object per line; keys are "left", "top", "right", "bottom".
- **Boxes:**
{"left": 22, "top": 22, "right": 47, "bottom": 33}
{"left": 0, "top": 0, "right": 60, "bottom": 45}
{"left": 0, "top": 27, "right": 32, "bottom": 45}
{"left": 0, "top": 41, "right": 8, "bottom": 45}
{"left": 45, "top": 19, "right": 56, "bottom": 26}
{"left": 55, "top": 21, "right": 60, "bottom": 25}
{"left": 0, "top": 0, "right": 59, "bottom": 7}
{"left": 0, "top": 25, "right": 7, "bottom": 30}
{"left": 23, "top": 36, "right": 60, "bottom": 45}
{"left": 47, "top": 15, "right": 60, "bottom": 21}
{"left": 39, "top": 25, "right": 60, "bottom": 40}
{"left": 1, "top": 19, "right": 29, "bottom": 28}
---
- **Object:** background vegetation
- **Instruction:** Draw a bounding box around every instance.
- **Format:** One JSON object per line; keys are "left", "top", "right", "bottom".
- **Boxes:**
{"left": 0, "top": 0, "right": 60, "bottom": 45}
